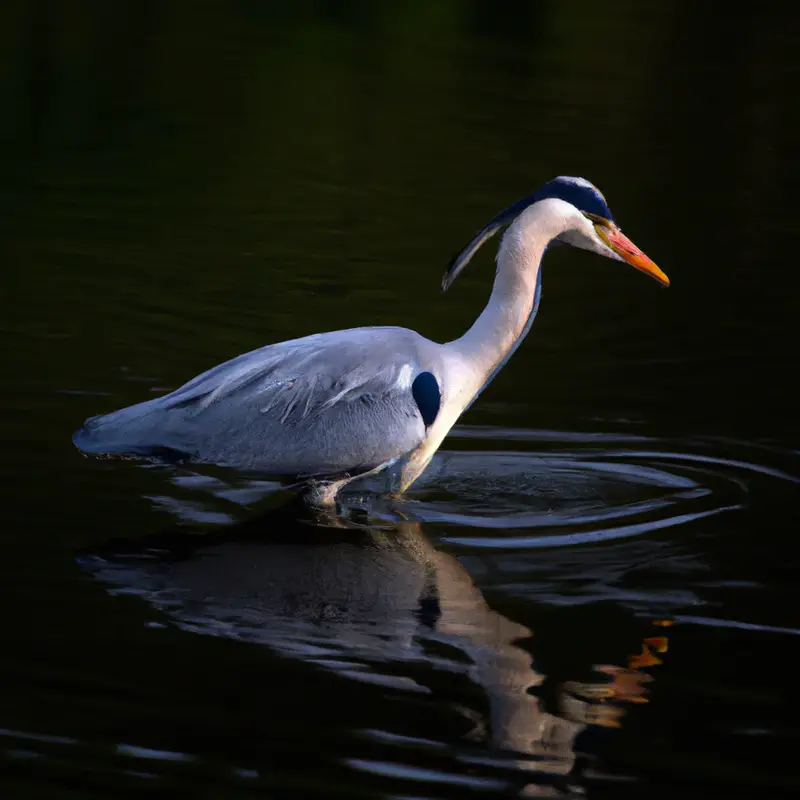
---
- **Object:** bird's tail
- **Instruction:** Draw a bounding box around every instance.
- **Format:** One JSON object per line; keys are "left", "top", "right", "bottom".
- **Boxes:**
{"left": 72, "top": 398, "right": 190, "bottom": 463}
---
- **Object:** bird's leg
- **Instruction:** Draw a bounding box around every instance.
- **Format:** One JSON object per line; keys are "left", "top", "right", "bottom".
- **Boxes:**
{"left": 300, "top": 458, "right": 402, "bottom": 517}
{"left": 301, "top": 479, "right": 344, "bottom": 509}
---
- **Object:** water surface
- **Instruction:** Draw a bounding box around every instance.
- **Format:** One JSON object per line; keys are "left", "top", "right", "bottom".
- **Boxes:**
{"left": 1, "top": 2, "right": 798, "bottom": 798}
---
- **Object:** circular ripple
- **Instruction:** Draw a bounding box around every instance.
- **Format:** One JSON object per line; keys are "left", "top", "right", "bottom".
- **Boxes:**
{"left": 368, "top": 427, "right": 800, "bottom": 549}
{"left": 141, "top": 426, "right": 800, "bottom": 551}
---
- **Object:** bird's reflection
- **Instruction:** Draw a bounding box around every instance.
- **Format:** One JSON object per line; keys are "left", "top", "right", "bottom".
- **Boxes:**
{"left": 81, "top": 504, "right": 667, "bottom": 788}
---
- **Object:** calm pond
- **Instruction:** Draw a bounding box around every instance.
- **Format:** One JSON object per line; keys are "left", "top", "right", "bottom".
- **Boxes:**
{"left": 1, "top": 2, "right": 798, "bottom": 798}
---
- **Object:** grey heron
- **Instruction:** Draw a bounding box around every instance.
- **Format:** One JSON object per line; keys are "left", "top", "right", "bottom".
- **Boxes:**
{"left": 73, "top": 176, "right": 669, "bottom": 506}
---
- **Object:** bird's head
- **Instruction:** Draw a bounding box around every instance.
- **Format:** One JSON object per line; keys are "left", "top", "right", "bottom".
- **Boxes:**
{"left": 442, "top": 176, "right": 669, "bottom": 290}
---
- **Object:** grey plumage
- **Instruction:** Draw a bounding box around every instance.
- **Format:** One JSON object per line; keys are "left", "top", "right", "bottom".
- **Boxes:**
{"left": 74, "top": 326, "right": 445, "bottom": 479}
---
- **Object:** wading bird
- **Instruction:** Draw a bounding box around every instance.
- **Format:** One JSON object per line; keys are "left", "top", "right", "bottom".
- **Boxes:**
{"left": 73, "top": 177, "right": 669, "bottom": 506}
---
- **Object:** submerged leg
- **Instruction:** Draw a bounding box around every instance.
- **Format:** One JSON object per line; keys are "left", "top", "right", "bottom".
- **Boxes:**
{"left": 301, "top": 479, "right": 346, "bottom": 509}
{"left": 300, "top": 456, "right": 401, "bottom": 510}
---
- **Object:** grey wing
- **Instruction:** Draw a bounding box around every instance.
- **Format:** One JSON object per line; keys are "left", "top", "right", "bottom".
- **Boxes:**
{"left": 73, "top": 327, "right": 443, "bottom": 478}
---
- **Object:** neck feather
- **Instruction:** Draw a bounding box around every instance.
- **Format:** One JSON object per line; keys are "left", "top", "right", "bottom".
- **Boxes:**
{"left": 445, "top": 201, "right": 572, "bottom": 403}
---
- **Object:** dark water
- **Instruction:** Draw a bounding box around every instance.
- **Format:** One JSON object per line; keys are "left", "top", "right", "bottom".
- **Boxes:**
{"left": 2, "top": 2, "right": 799, "bottom": 797}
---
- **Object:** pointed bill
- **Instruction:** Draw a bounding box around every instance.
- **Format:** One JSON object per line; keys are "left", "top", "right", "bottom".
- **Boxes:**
{"left": 597, "top": 225, "right": 670, "bottom": 287}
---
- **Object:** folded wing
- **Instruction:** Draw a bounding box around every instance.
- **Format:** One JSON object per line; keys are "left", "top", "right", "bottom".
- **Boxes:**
{"left": 73, "top": 326, "right": 443, "bottom": 479}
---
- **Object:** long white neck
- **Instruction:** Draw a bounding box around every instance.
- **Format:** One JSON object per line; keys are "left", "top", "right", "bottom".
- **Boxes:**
{"left": 445, "top": 199, "right": 573, "bottom": 401}
{"left": 395, "top": 200, "right": 575, "bottom": 494}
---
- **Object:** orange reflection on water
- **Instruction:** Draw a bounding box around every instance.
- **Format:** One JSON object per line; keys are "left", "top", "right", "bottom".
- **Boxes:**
{"left": 559, "top": 622, "right": 672, "bottom": 730}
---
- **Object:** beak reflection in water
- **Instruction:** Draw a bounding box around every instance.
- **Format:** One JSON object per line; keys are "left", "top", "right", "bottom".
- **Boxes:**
{"left": 81, "top": 508, "right": 669, "bottom": 793}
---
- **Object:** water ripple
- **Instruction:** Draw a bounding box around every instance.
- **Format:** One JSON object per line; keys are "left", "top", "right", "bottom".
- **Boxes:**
{"left": 137, "top": 425, "right": 798, "bottom": 556}
{"left": 362, "top": 428, "right": 800, "bottom": 550}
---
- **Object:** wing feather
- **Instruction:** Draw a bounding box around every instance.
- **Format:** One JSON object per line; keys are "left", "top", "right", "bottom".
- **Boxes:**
{"left": 74, "top": 326, "right": 444, "bottom": 478}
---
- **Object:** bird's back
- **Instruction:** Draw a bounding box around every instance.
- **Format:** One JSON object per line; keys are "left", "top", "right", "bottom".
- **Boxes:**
{"left": 73, "top": 326, "right": 444, "bottom": 480}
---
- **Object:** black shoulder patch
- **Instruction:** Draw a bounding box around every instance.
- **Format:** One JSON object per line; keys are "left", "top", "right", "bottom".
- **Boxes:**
{"left": 411, "top": 371, "right": 441, "bottom": 428}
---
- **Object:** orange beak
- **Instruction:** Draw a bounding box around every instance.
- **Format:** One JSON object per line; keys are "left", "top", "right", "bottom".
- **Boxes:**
{"left": 596, "top": 224, "right": 670, "bottom": 287}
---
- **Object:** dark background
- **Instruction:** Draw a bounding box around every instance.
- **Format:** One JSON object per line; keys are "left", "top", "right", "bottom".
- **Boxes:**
{"left": 1, "top": 2, "right": 798, "bottom": 798}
